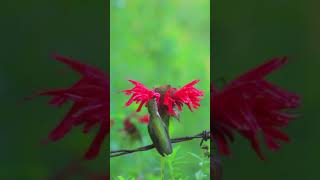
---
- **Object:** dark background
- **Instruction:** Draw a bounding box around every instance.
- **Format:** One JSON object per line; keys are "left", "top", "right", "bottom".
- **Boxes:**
{"left": 213, "top": 0, "right": 319, "bottom": 179}
{"left": 0, "top": 1, "right": 107, "bottom": 179}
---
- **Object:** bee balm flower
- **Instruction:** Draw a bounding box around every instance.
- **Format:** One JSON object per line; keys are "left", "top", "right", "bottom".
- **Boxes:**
{"left": 122, "top": 80, "right": 204, "bottom": 118}
{"left": 122, "top": 80, "right": 160, "bottom": 112}
{"left": 35, "top": 54, "right": 109, "bottom": 160}
{"left": 164, "top": 80, "right": 204, "bottom": 116}
{"left": 212, "top": 57, "right": 300, "bottom": 159}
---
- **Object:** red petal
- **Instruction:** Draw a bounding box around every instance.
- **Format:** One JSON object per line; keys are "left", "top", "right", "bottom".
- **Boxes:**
{"left": 84, "top": 120, "right": 108, "bottom": 160}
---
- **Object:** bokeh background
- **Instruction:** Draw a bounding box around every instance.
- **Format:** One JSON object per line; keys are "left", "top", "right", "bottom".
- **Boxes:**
{"left": 0, "top": 1, "right": 107, "bottom": 179}
{"left": 110, "top": 0, "right": 210, "bottom": 179}
{"left": 213, "top": 0, "right": 320, "bottom": 179}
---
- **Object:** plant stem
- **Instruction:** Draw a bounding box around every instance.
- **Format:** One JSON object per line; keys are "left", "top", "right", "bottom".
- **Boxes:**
{"left": 160, "top": 156, "right": 165, "bottom": 180}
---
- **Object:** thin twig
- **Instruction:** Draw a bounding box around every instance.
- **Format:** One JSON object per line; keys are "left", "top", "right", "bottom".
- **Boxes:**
{"left": 110, "top": 130, "right": 210, "bottom": 158}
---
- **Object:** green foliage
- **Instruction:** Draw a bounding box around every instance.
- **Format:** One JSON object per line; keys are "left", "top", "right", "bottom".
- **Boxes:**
{"left": 110, "top": 0, "right": 210, "bottom": 179}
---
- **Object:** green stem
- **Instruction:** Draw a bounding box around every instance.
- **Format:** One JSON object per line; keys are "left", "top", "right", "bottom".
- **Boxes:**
{"left": 160, "top": 156, "right": 165, "bottom": 180}
{"left": 168, "top": 158, "right": 174, "bottom": 179}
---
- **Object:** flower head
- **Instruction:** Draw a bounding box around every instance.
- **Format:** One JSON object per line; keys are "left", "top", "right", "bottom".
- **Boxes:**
{"left": 122, "top": 80, "right": 160, "bottom": 112}
{"left": 138, "top": 114, "right": 150, "bottom": 124}
{"left": 35, "top": 54, "right": 109, "bottom": 160}
{"left": 164, "top": 80, "right": 204, "bottom": 115}
{"left": 122, "top": 118, "right": 142, "bottom": 141}
{"left": 212, "top": 57, "right": 300, "bottom": 159}
{"left": 122, "top": 80, "right": 204, "bottom": 119}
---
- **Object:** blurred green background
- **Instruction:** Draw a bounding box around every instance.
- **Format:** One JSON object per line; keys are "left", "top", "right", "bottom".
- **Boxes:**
{"left": 110, "top": 0, "right": 210, "bottom": 179}
{"left": 0, "top": 1, "right": 107, "bottom": 179}
{"left": 213, "top": 0, "right": 320, "bottom": 179}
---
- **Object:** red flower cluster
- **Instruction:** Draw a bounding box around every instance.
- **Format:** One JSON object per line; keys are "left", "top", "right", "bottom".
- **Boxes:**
{"left": 36, "top": 54, "right": 109, "bottom": 160}
{"left": 164, "top": 80, "right": 204, "bottom": 115}
{"left": 212, "top": 57, "right": 300, "bottom": 159}
{"left": 122, "top": 118, "right": 142, "bottom": 141}
{"left": 123, "top": 80, "right": 204, "bottom": 116}
{"left": 110, "top": 113, "right": 149, "bottom": 141}
{"left": 122, "top": 80, "right": 160, "bottom": 112}
{"left": 138, "top": 114, "right": 150, "bottom": 124}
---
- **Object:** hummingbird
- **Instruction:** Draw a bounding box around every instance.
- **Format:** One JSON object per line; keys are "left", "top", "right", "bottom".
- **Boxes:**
{"left": 154, "top": 85, "right": 180, "bottom": 129}
{"left": 147, "top": 97, "right": 172, "bottom": 156}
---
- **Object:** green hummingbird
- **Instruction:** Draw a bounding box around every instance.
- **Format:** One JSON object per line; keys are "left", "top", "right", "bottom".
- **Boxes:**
{"left": 154, "top": 85, "right": 180, "bottom": 129}
{"left": 147, "top": 97, "right": 172, "bottom": 156}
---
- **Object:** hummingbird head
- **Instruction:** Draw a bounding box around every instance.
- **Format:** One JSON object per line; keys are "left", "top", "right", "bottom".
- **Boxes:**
{"left": 154, "top": 85, "right": 172, "bottom": 95}
{"left": 154, "top": 85, "right": 173, "bottom": 107}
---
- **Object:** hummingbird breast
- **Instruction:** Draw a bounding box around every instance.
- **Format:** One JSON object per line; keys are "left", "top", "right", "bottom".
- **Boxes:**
{"left": 148, "top": 114, "right": 173, "bottom": 156}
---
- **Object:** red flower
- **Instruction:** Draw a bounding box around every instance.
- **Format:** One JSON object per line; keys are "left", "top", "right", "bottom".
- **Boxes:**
{"left": 164, "top": 80, "right": 204, "bottom": 115}
{"left": 123, "top": 118, "right": 135, "bottom": 131}
{"left": 138, "top": 114, "right": 150, "bottom": 124}
{"left": 122, "top": 80, "right": 160, "bottom": 112}
{"left": 35, "top": 54, "right": 109, "bottom": 160}
{"left": 212, "top": 57, "right": 300, "bottom": 159}
{"left": 122, "top": 118, "right": 142, "bottom": 141}
{"left": 122, "top": 80, "right": 204, "bottom": 117}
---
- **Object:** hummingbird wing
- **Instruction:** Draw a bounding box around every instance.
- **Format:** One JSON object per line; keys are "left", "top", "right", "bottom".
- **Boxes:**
{"left": 148, "top": 115, "right": 172, "bottom": 156}
{"left": 161, "top": 112, "right": 170, "bottom": 128}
